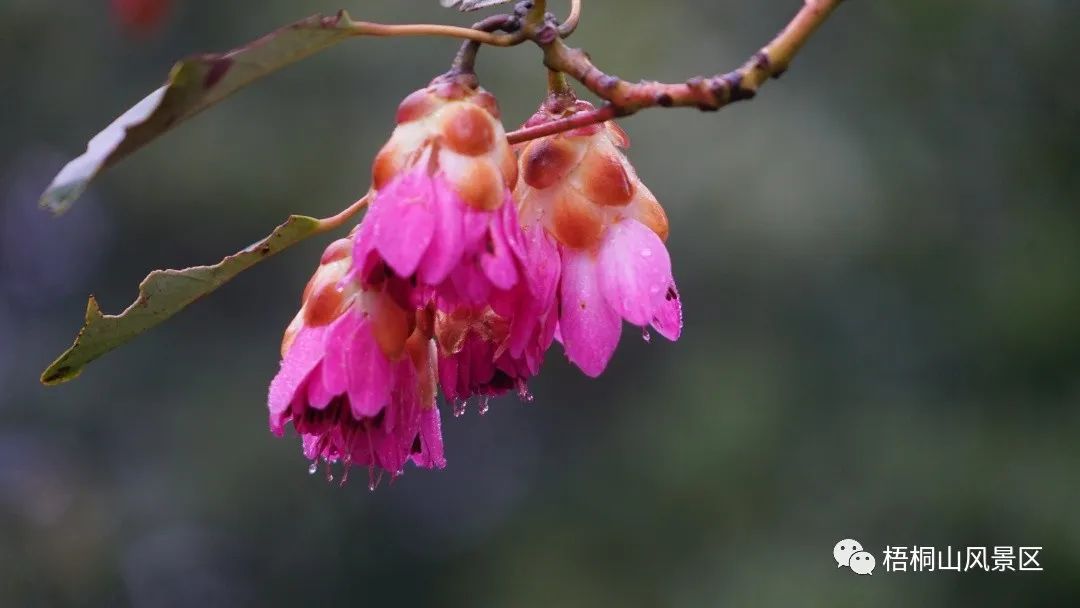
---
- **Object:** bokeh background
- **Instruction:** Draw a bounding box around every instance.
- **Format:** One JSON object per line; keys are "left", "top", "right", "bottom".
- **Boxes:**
{"left": 2, "top": 0, "right": 1079, "bottom": 605}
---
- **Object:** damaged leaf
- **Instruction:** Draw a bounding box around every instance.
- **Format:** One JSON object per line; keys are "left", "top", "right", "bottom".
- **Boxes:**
{"left": 41, "top": 215, "right": 323, "bottom": 385}
{"left": 40, "top": 11, "right": 358, "bottom": 214}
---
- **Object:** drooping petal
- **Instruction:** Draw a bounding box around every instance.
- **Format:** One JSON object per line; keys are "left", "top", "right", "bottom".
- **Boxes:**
{"left": 412, "top": 406, "right": 446, "bottom": 469}
{"left": 480, "top": 206, "right": 519, "bottom": 290}
{"left": 321, "top": 311, "right": 359, "bottom": 395}
{"left": 559, "top": 250, "right": 622, "bottom": 377}
{"left": 305, "top": 363, "right": 336, "bottom": 409}
{"left": 448, "top": 264, "right": 492, "bottom": 305}
{"left": 373, "top": 169, "right": 436, "bottom": 277}
{"left": 417, "top": 175, "right": 467, "bottom": 285}
{"left": 596, "top": 219, "right": 673, "bottom": 326}
{"left": 268, "top": 326, "right": 327, "bottom": 433}
{"left": 346, "top": 321, "right": 392, "bottom": 418}
{"left": 651, "top": 283, "right": 683, "bottom": 341}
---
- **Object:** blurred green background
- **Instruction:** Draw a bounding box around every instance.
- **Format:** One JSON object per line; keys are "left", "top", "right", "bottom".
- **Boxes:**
{"left": 2, "top": 0, "right": 1078, "bottom": 605}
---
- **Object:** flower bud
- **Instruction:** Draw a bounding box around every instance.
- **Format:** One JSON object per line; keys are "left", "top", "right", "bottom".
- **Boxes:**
{"left": 514, "top": 99, "right": 683, "bottom": 377}
{"left": 352, "top": 74, "right": 527, "bottom": 312}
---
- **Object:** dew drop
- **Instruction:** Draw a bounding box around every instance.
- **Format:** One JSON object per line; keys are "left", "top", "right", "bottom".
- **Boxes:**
{"left": 642, "top": 328, "right": 652, "bottom": 343}
{"left": 453, "top": 399, "right": 467, "bottom": 417}
{"left": 367, "top": 465, "right": 382, "bottom": 492}
{"left": 308, "top": 462, "right": 318, "bottom": 475}
{"left": 516, "top": 380, "right": 535, "bottom": 403}
{"left": 478, "top": 396, "right": 490, "bottom": 416}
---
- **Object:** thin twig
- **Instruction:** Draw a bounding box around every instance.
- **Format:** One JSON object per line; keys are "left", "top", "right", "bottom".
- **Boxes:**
{"left": 507, "top": 104, "right": 617, "bottom": 145}
{"left": 507, "top": 0, "right": 842, "bottom": 143}
{"left": 558, "top": 0, "right": 582, "bottom": 37}
{"left": 349, "top": 21, "right": 524, "bottom": 46}
{"left": 315, "top": 194, "right": 370, "bottom": 233}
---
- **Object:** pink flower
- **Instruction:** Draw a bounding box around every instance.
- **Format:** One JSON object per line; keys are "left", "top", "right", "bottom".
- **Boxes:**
{"left": 432, "top": 209, "right": 562, "bottom": 405}
{"left": 351, "top": 75, "right": 524, "bottom": 311}
{"left": 350, "top": 74, "right": 562, "bottom": 404}
{"left": 514, "top": 98, "right": 683, "bottom": 377}
{"left": 268, "top": 237, "right": 444, "bottom": 486}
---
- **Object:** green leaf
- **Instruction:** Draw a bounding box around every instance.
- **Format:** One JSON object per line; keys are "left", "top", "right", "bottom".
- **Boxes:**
{"left": 40, "top": 215, "right": 323, "bottom": 385}
{"left": 40, "top": 11, "right": 358, "bottom": 215}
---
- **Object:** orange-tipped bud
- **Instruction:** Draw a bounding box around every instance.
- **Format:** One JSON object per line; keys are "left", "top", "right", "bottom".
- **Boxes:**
{"left": 514, "top": 100, "right": 669, "bottom": 251}
{"left": 372, "top": 76, "right": 516, "bottom": 211}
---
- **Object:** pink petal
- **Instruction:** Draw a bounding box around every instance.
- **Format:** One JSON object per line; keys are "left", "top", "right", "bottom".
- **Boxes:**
{"left": 373, "top": 169, "right": 436, "bottom": 277}
{"left": 346, "top": 321, "right": 392, "bottom": 418}
{"left": 596, "top": 219, "right": 673, "bottom": 326}
{"left": 321, "top": 312, "right": 359, "bottom": 395}
{"left": 651, "top": 282, "right": 683, "bottom": 341}
{"left": 417, "top": 176, "right": 466, "bottom": 285}
{"left": 461, "top": 206, "right": 491, "bottom": 251}
{"left": 499, "top": 193, "right": 527, "bottom": 263}
{"left": 305, "top": 363, "right": 335, "bottom": 409}
{"left": 480, "top": 214, "right": 519, "bottom": 290}
{"left": 449, "top": 265, "right": 491, "bottom": 305}
{"left": 268, "top": 326, "right": 327, "bottom": 428}
{"left": 412, "top": 406, "right": 446, "bottom": 469}
{"left": 559, "top": 250, "right": 622, "bottom": 377}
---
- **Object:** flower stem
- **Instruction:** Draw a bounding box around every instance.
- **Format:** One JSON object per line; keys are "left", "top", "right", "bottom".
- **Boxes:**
{"left": 315, "top": 194, "right": 370, "bottom": 233}
{"left": 348, "top": 21, "right": 524, "bottom": 47}
{"left": 558, "top": 0, "right": 582, "bottom": 37}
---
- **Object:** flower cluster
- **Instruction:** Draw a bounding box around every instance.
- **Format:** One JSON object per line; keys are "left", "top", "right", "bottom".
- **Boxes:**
{"left": 269, "top": 76, "right": 682, "bottom": 486}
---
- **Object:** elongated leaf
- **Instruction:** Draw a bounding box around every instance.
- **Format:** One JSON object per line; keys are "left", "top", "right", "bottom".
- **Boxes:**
{"left": 40, "top": 215, "right": 323, "bottom": 385}
{"left": 41, "top": 11, "right": 357, "bottom": 214}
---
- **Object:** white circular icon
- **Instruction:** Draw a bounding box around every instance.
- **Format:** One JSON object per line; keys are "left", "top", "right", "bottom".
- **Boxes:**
{"left": 833, "top": 539, "right": 864, "bottom": 568}
{"left": 849, "top": 550, "right": 876, "bottom": 575}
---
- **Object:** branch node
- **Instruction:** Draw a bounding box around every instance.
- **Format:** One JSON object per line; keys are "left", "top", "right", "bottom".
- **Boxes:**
{"left": 752, "top": 50, "right": 772, "bottom": 73}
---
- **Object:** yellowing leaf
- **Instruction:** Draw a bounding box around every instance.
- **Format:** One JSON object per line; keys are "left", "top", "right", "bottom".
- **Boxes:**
{"left": 40, "top": 215, "right": 323, "bottom": 385}
{"left": 41, "top": 11, "right": 358, "bottom": 214}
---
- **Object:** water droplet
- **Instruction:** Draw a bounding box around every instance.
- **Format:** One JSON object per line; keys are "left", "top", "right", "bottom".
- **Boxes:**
{"left": 367, "top": 466, "right": 382, "bottom": 492}
{"left": 516, "top": 380, "right": 535, "bottom": 403}
{"left": 308, "top": 462, "right": 318, "bottom": 475}
{"left": 642, "top": 328, "right": 652, "bottom": 343}
{"left": 478, "top": 396, "right": 490, "bottom": 416}
{"left": 453, "top": 399, "right": 467, "bottom": 417}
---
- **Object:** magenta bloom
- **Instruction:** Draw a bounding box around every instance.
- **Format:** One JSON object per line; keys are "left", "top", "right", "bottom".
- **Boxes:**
{"left": 433, "top": 215, "right": 562, "bottom": 405}
{"left": 353, "top": 168, "right": 524, "bottom": 310}
{"left": 353, "top": 76, "right": 524, "bottom": 312}
{"left": 514, "top": 98, "right": 683, "bottom": 377}
{"left": 268, "top": 238, "right": 444, "bottom": 485}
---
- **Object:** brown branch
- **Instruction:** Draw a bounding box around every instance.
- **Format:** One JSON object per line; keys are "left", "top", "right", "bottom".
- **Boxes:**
{"left": 508, "top": 0, "right": 842, "bottom": 143}
{"left": 508, "top": 104, "right": 617, "bottom": 145}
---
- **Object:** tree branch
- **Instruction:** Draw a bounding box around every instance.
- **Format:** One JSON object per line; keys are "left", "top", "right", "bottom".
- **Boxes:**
{"left": 506, "top": 0, "right": 843, "bottom": 143}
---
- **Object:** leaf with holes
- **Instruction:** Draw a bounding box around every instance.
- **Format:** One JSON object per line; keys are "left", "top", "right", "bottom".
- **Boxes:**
{"left": 40, "top": 11, "right": 359, "bottom": 215}
{"left": 40, "top": 215, "right": 323, "bottom": 385}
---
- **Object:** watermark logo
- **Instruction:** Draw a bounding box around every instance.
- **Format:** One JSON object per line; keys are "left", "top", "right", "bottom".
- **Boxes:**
{"left": 835, "top": 539, "right": 1043, "bottom": 576}
{"left": 834, "top": 539, "right": 875, "bottom": 575}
